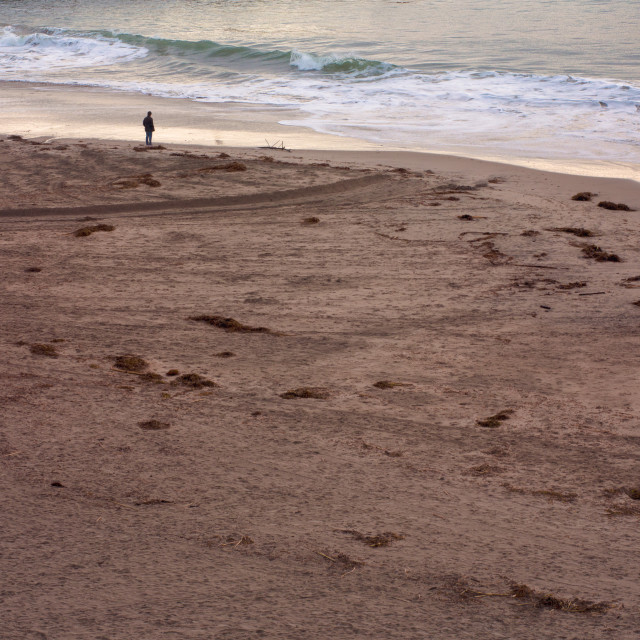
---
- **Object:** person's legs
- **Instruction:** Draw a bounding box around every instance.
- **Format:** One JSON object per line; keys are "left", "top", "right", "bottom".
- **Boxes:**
{"left": 146, "top": 130, "right": 152, "bottom": 145}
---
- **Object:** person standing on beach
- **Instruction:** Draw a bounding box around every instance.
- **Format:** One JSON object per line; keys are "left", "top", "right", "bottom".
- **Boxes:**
{"left": 143, "top": 111, "right": 155, "bottom": 146}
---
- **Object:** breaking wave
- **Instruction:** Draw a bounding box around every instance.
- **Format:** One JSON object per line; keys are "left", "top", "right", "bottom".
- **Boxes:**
{"left": 2, "top": 24, "right": 639, "bottom": 164}
{"left": 0, "top": 25, "right": 147, "bottom": 72}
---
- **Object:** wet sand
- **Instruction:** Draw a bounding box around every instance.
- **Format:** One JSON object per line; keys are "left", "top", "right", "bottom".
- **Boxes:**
{"left": 3, "top": 80, "right": 640, "bottom": 180}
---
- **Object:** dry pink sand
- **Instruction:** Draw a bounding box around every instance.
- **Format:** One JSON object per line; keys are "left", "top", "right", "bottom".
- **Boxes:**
{"left": 2, "top": 135, "right": 640, "bottom": 639}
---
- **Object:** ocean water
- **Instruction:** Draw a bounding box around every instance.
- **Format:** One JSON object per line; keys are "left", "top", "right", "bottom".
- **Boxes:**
{"left": 1, "top": 0, "right": 639, "bottom": 170}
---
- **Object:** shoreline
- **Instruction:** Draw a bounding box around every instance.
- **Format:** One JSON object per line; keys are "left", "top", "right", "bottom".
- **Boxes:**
{"left": 2, "top": 79, "right": 640, "bottom": 183}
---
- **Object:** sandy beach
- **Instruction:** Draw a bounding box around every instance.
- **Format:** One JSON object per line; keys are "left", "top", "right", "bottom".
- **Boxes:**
{"left": 2, "top": 130, "right": 640, "bottom": 639}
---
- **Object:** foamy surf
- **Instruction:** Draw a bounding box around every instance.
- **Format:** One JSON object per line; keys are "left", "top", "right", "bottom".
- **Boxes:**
{"left": 1, "top": 21, "right": 639, "bottom": 169}
{"left": 0, "top": 26, "right": 147, "bottom": 72}
{"left": 289, "top": 50, "right": 393, "bottom": 76}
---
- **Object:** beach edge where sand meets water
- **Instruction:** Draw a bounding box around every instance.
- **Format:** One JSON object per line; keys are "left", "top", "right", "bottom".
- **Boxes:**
{"left": 2, "top": 79, "right": 640, "bottom": 182}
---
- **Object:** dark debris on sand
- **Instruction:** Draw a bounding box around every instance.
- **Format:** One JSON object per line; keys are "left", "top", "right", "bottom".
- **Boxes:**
{"left": 503, "top": 483, "right": 578, "bottom": 503}
{"left": 373, "top": 380, "right": 409, "bottom": 389}
{"left": 581, "top": 244, "right": 621, "bottom": 262}
{"left": 556, "top": 281, "right": 587, "bottom": 290}
{"left": 480, "top": 241, "right": 512, "bottom": 266}
{"left": 189, "top": 315, "right": 272, "bottom": 333}
{"left": 466, "top": 464, "right": 504, "bottom": 477}
{"left": 113, "top": 355, "right": 149, "bottom": 372}
{"left": 337, "top": 529, "right": 405, "bottom": 547}
{"left": 571, "top": 192, "right": 596, "bottom": 201}
{"left": 510, "top": 583, "right": 612, "bottom": 613}
{"left": 549, "top": 226, "right": 594, "bottom": 237}
{"left": 138, "top": 419, "right": 171, "bottom": 431}
{"left": 139, "top": 372, "right": 165, "bottom": 384}
{"left": 476, "top": 409, "right": 514, "bottom": 428}
{"left": 171, "top": 373, "right": 218, "bottom": 389}
{"left": 280, "top": 387, "right": 330, "bottom": 399}
{"left": 197, "top": 161, "right": 247, "bottom": 173}
{"left": 29, "top": 343, "right": 58, "bottom": 358}
{"left": 74, "top": 224, "right": 115, "bottom": 238}
{"left": 597, "top": 201, "right": 635, "bottom": 211}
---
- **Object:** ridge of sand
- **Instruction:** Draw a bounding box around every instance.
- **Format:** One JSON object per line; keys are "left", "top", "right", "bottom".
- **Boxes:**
{"left": 0, "top": 172, "right": 392, "bottom": 218}
{"left": 2, "top": 136, "right": 640, "bottom": 639}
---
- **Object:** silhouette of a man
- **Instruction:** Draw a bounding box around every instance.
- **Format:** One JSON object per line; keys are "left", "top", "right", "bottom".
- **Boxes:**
{"left": 143, "top": 111, "right": 155, "bottom": 146}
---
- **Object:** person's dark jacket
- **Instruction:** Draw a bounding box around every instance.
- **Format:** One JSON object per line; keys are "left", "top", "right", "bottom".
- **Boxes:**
{"left": 143, "top": 116, "right": 155, "bottom": 132}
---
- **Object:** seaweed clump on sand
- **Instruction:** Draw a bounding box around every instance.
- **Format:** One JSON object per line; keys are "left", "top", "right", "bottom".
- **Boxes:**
{"left": 581, "top": 244, "right": 621, "bottom": 262}
{"left": 550, "top": 227, "right": 594, "bottom": 237}
{"left": 338, "top": 529, "right": 405, "bottom": 547}
{"left": 467, "top": 464, "right": 504, "bottom": 477}
{"left": 139, "top": 372, "right": 164, "bottom": 384}
{"left": 112, "top": 174, "right": 161, "bottom": 189}
{"left": 510, "top": 583, "right": 612, "bottom": 613}
{"left": 373, "top": 380, "right": 409, "bottom": 389}
{"left": 139, "top": 175, "right": 161, "bottom": 187}
{"left": 503, "top": 484, "right": 577, "bottom": 503}
{"left": 224, "top": 161, "right": 247, "bottom": 172}
{"left": 571, "top": 192, "right": 596, "bottom": 201}
{"left": 437, "top": 181, "right": 486, "bottom": 192}
{"left": 480, "top": 241, "right": 512, "bottom": 265}
{"left": 74, "top": 224, "right": 115, "bottom": 238}
{"left": 529, "top": 489, "right": 577, "bottom": 503}
{"left": 280, "top": 387, "right": 330, "bottom": 399}
{"left": 448, "top": 579, "right": 612, "bottom": 612}
{"left": 556, "top": 281, "right": 587, "bottom": 290}
{"left": 133, "top": 145, "right": 166, "bottom": 152}
{"left": 138, "top": 419, "right": 170, "bottom": 431}
{"left": 113, "top": 355, "right": 149, "bottom": 372}
{"left": 606, "top": 503, "right": 640, "bottom": 517}
{"left": 172, "top": 373, "right": 218, "bottom": 389}
{"left": 476, "top": 409, "right": 514, "bottom": 428}
{"left": 111, "top": 178, "right": 139, "bottom": 189}
{"left": 606, "top": 486, "right": 640, "bottom": 501}
{"left": 30, "top": 343, "right": 58, "bottom": 358}
{"left": 198, "top": 162, "right": 247, "bottom": 173}
{"left": 302, "top": 217, "right": 320, "bottom": 224}
{"left": 597, "top": 201, "right": 635, "bottom": 211}
{"left": 320, "top": 551, "right": 365, "bottom": 572}
{"left": 189, "top": 315, "right": 272, "bottom": 333}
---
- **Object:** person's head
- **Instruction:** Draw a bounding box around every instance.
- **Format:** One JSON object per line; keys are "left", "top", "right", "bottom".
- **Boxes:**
{"left": 147, "top": 111, "right": 152, "bottom": 116}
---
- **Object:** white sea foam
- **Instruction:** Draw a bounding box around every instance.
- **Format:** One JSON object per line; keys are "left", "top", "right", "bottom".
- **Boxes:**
{"left": 274, "top": 69, "right": 640, "bottom": 163}
{"left": 290, "top": 50, "right": 334, "bottom": 71}
{"left": 1, "top": 0, "right": 639, "bottom": 171}
{"left": 289, "top": 49, "right": 392, "bottom": 75}
{"left": 1, "top": 24, "right": 639, "bottom": 166}
{"left": 17, "top": 62, "right": 639, "bottom": 163}
{"left": 0, "top": 26, "right": 147, "bottom": 73}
